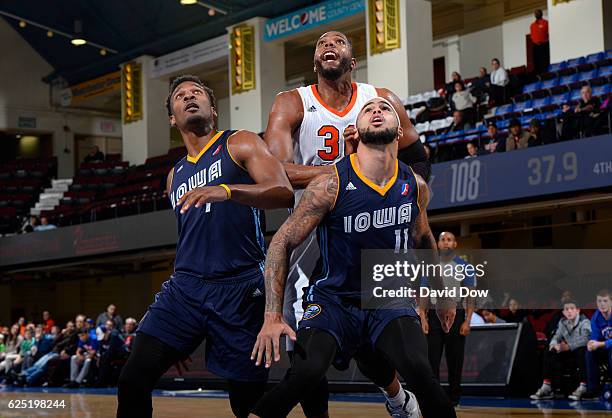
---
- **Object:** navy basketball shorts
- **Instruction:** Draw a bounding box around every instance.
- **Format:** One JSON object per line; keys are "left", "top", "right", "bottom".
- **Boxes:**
{"left": 297, "top": 288, "right": 418, "bottom": 369}
{"left": 138, "top": 268, "right": 268, "bottom": 382}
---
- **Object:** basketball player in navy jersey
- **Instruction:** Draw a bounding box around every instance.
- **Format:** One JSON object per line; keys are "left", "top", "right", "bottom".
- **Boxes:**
{"left": 263, "top": 31, "right": 430, "bottom": 417}
{"left": 116, "top": 75, "right": 294, "bottom": 418}
{"left": 250, "top": 98, "right": 456, "bottom": 418}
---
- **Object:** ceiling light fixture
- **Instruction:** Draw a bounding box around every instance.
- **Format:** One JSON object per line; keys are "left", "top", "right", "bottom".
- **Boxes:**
{"left": 71, "top": 20, "right": 86, "bottom": 46}
{"left": 194, "top": 1, "right": 228, "bottom": 15}
{"left": 0, "top": 11, "right": 117, "bottom": 54}
{"left": 100, "top": 48, "right": 107, "bottom": 56}
{"left": 180, "top": 0, "right": 198, "bottom": 4}
{"left": 208, "top": 8, "right": 216, "bottom": 16}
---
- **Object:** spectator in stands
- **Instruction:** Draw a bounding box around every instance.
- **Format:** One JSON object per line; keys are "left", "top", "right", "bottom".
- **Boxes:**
{"left": 490, "top": 58, "right": 509, "bottom": 105}
{"left": 0, "top": 325, "right": 23, "bottom": 375}
{"left": 481, "top": 308, "right": 507, "bottom": 324}
{"left": 83, "top": 145, "right": 105, "bottom": 164}
{"left": 41, "top": 311, "right": 55, "bottom": 333}
{"left": 13, "top": 328, "right": 36, "bottom": 371}
{"left": 530, "top": 9, "right": 550, "bottom": 75}
{"left": 34, "top": 217, "right": 57, "bottom": 232}
{"left": 445, "top": 71, "right": 462, "bottom": 99}
{"left": 500, "top": 297, "right": 527, "bottom": 323}
{"left": 531, "top": 299, "right": 590, "bottom": 400}
{"left": 122, "top": 318, "right": 137, "bottom": 353}
{"left": 14, "top": 320, "right": 76, "bottom": 386}
{"left": 17, "top": 317, "right": 26, "bottom": 336}
{"left": 471, "top": 67, "right": 491, "bottom": 96}
{"left": 21, "top": 216, "right": 38, "bottom": 233}
{"left": 506, "top": 119, "right": 531, "bottom": 151}
{"left": 97, "top": 319, "right": 125, "bottom": 386}
{"left": 446, "top": 110, "right": 472, "bottom": 133}
{"left": 483, "top": 122, "right": 505, "bottom": 153}
{"left": 470, "top": 311, "right": 485, "bottom": 325}
{"left": 574, "top": 85, "right": 603, "bottom": 138}
{"left": 0, "top": 335, "right": 5, "bottom": 357}
{"left": 452, "top": 82, "right": 477, "bottom": 122}
{"left": 527, "top": 119, "right": 544, "bottom": 147}
{"left": 66, "top": 330, "right": 98, "bottom": 387}
{"left": 584, "top": 289, "right": 612, "bottom": 400}
{"left": 465, "top": 142, "right": 479, "bottom": 159}
{"left": 96, "top": 304, "right": 123, "bottom": 329}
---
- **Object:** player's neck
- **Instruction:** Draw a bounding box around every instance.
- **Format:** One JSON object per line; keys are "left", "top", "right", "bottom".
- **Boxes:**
{"left": 354, "top": 143, "right": 397, "bottom": 187}
{"left": 180, "top": 125, "right": 217, "bottom": 159}
{"left": 315, "top": 74, "right": 353, "bottom": 110}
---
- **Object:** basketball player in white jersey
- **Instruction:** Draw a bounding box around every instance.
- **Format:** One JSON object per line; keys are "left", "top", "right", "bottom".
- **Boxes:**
{"left": 263, "top": 31, "right": 431, "bottom": 418}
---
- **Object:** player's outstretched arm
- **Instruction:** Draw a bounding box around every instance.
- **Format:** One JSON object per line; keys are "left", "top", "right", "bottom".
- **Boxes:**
{"left": 252, "top": 172, "right": 338, "bottom": 368}
{"left": 176, "top": 130, "right": 294, "bottom": 212}
{"left": 411, "top": 175, "right": 456, "bottom": 333}
{"left": 264, "top": 90, "right": 335, "bottom": 189}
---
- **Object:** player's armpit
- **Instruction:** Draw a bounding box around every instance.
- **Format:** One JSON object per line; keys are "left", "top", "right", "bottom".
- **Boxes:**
{"left": 411, "top": 174, "right": 435, "bottom": 251}
{"left": 263, "top": 90, "right": 304, "bottom": 163}
{"left": 376, "top": 87, "right": 419, "bottom": 150}
{"left": 227, "top": 130, "right": 294, "bottom": 209}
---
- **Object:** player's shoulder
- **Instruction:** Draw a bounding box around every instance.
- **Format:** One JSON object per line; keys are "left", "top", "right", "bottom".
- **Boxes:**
{"left": 274, "top": 88, "right": 304, "bottom": 104}
{"left": 226, "top": 129, "right": 262, "bottom": 147}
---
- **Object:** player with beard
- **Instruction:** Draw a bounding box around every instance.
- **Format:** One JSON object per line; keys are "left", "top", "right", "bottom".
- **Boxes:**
{"left": 250, "top": 98, "right": 456, "bottom": 418}
{"left": 116, "top": 75, "right": 294, "bottom": 418}
{"left": 263, "top": 31, "right": 432, "bottom": 417}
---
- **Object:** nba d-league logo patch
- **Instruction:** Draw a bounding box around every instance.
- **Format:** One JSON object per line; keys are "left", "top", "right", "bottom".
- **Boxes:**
{"left": 401, "top": 184, "right": 410, "bottom": 196}
{"left": 302, "top": 304, "right": 322, "bottom": 320}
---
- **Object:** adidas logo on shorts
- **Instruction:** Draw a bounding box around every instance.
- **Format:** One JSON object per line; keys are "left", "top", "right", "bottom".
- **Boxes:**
{"left": 251, "top": 288, "right": 263, "bottom": 297}
{"left": 307, "top": 105, "right": 317, "bottom": 112}
{"left": 345, "top": 182, "right": 357, "bottom": 191}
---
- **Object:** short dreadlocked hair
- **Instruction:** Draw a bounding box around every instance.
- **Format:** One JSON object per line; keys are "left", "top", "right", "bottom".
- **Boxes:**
{"left": 165, "top": 75, "right": 216, "bottom": 117}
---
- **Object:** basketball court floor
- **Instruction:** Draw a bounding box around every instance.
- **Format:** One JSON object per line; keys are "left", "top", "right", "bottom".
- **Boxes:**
{"left": 1, "top": 387, "right": 610, "bottom": 417}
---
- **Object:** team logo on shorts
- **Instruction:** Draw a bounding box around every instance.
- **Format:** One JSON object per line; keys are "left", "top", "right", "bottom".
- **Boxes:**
{"left": 401, "top": 184, "right": 410, "bottom": 196}
{"left": 302, "top": 304, "right": 322, "bottom": 320}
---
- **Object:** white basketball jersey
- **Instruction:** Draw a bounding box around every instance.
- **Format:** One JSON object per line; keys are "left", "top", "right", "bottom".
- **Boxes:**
{"left": 292, "top": 82, "right": 378, "bottom": 166}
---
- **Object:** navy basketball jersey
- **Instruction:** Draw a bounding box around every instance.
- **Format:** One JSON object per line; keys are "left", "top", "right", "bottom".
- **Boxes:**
{"left": 169, "top": 130, "right": 266, "bottom": 279}
{"left": 307, "top": 153, "right": 420, "bottom": 300}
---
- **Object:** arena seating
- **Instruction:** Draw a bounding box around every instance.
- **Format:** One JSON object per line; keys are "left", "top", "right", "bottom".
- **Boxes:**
{"left": 38, "top": 147, "right": 185, "bottom": 228}
{"left": 411, "top": 50, "right": 611, "bottom": 157}
{"left": 0, "top": 157, "right": 57, "bottom": 234}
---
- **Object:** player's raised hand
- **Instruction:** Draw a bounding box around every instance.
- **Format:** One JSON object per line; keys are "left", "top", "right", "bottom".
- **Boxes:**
{"left": 343, "top": 124, "right": 359, "bottom": 154}
{"left": 251, "top": 315, "right": 296, "bottom": 368}
{"left": 177, "top": 185, "right": 228, "bottom": 213}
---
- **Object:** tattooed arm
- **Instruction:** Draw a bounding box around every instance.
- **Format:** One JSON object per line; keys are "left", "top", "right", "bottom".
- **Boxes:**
{"left": 251, "top": 172, "right": 338, "bottom": 368}
{"left": 412, "top": 175, "right": 456, "bottom": 333}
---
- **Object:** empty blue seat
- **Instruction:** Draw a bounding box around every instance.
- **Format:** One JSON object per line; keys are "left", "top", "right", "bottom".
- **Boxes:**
{"left": 606, "top": 50, "right": 612, "bottom": 59}
{"left": 597, "top": 65, "right": 612, "bottom": 77}
{"left": 566, "top": 57, "right": 586, "bottom": 68}
{"left": 497, "top": 119, "right": 511, "bottom": 129}
{"left": 577, "top": 69, "right": 598, "bottom": 82}
{"left": 548, "top": 61, "right": 567, "bottom": 72}
{"left": 551, "top": 92, "right": 570, "bottom": 106}
{"left": 514, "top": 100, "right": 533, "bottom": 112}
{"left": 569, "top": 89, "right": 582, "bottom": 102}
{"left": 560, "top": 73, "right": 578, "bottom": 85}
{"left": 494, "top": 103, "right": 514, "bottom": 116}
{"left": 523, "top": 81, "right": 541, "bottom": 93}
{"left": 541, "top": 78, "right": 559, "bottom": 89}
{"left": 586, "top": 52, "right": 605, "bottom": 64}
{"left": 593, "top": 84, "right": 610, "bottom": 97}
{"left": 533, "top": 96, "right": 551, "bottom": 109}
{"left": 520, "top": 116, "right": 532, "bottom": 126}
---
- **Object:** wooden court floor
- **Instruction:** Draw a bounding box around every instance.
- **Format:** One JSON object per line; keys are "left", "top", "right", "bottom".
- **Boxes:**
{"left": 1, "top": 392, "right": 611, "bottom": 418}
